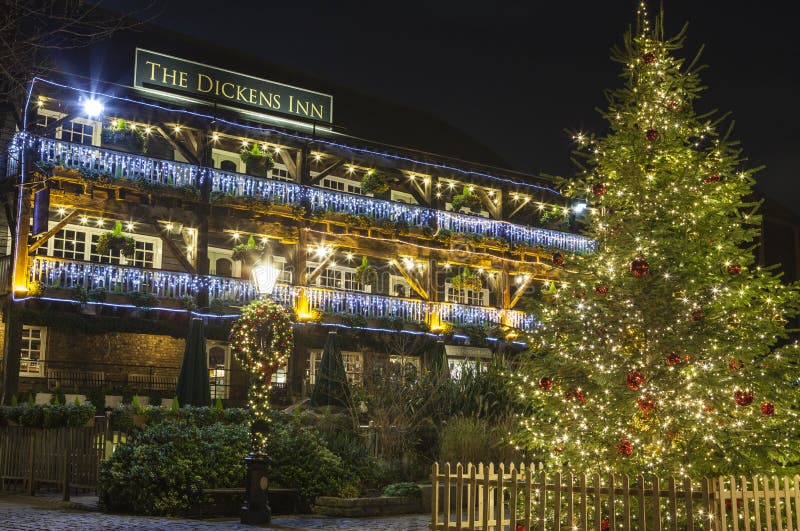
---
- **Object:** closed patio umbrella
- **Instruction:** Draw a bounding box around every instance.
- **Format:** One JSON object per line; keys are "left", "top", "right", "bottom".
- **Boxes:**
{"left": 176, "top": 317, "right": 211, "bottom": 407}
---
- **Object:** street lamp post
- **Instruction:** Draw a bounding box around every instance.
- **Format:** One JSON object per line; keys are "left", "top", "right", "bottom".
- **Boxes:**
{"left": 241, "top": 253, "right": 280, "bottom": 526}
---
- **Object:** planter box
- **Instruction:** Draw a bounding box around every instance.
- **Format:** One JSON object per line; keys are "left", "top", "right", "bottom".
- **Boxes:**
{"left": 312, "top": 495, "right": 422, "bottom": 517}
{"left": 64, "top": 393, "right": 87, "bottom": 405}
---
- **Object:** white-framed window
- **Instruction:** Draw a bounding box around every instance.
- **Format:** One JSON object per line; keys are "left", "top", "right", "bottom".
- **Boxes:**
{"left": 445, "top": 345, "right": 491, "bottom": 379}
{"left": 271, "top": 165, "right": 292, "bottom": 182}
{"left": 389, "top": 275, "right": 412, "bottom": 298}
{"left": 36, "top": 109, "right": 101, "bottom": 146}
{"left": 320, "top": 176, "right": 363, "bottom": 195}
{"left": 391, "top": 191, "right": 418, "bottom": 205}
{"left": 387, "top": 355, "right": 420, "bottom": 383}
{"left": 445, "top": 202, "right": 490, "bottom": 219}
{"left": 309, "top": 349, "right": 362, "bottom": 386}
{"left": 445, "top": 284, "right": 489, "bottom": 306}
{"left": 207, "top": 341, "right": 231, "bottom": 399}
{"left": 20, "top": 325, "right": 47, "bottom": 377}
{"left": 212, "top": 148, "right": 244, "bottom": 174}
{"left": 37, "top": 222, "right": 162, "bottom": 268}
{"left": 307, "top": 261, "right": 369, "bottom": 293}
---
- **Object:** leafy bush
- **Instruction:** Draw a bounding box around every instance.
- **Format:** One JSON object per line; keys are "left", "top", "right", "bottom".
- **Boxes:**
{"left": 108, "top": 404, "right": 249, "bottom": 433}
{"left": 438, "top": 416, "right": 521, "bottom": 465}
{"left": 383, "top": 482, "right": 421, "bottom": 498}
{"left": 0, "top": 404, "right": 95, "bottom": 429}
{"left": 266, "top": 413, "right": 349, "bottom": 510}
{"left": 99, "top": 421, "right": 249, "bottom": 515}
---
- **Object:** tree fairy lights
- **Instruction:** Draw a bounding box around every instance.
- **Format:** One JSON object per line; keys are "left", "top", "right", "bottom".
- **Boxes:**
{"left": 512, "top": 5, "right": 800, "bottom": 477}
{"left": 229, "top": 299, "right": 294, "bottom": 452}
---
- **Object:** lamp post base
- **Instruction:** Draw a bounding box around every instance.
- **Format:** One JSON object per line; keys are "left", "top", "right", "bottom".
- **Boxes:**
{"left": 240, "top": 453, "right": 270, "bottom": 525}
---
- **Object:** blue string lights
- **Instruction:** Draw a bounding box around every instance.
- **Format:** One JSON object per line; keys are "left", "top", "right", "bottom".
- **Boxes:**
{"left": 24, "top": 135, "right": 594, "bottom": 254}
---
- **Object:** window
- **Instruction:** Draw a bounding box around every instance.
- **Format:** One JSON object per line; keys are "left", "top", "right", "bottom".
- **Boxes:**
{"left": 216, "top": 257, "right": 233, "bottom": 278}
{"left": 307, "top": 261, "right": 367, "bottom": 292}
{"left": 319, "top": 267, "right": 341, "bottom": 289}
{"left": 271, "top": 365, "right": 287, "bottom": 386}
{"left": 61, "top": 121, "right": 94, "bottom": 145}
{"left": 20, "top": 326, "right": 47, "bottom": 377}
{"left": 207, "top": 341, "right": 231, "bottom": 399}
{"left": 321, "top": 177, "right": 362, "bottom": 195}
{"left": 35, "top": 109, "right": 99, "bottom": 146}
{"left": 445, "top": 285, "right": 488, "bottom": 306}
{"left": 220, "top": 160, "right": 237, "bottom": 173}
{"left": 342, "top": 271, "right": 362, "bottom": 292}
{"left": 272, "top": 166, "right": 292, "bottom": 182}
{"left": 387, "top": 355, "right": 420, "bottom": 383}
{"left": 37, "top": 223, "right": 161, "bottom": 268}
{"left": 309, "top": 350, "right": 362, "bottom": 386}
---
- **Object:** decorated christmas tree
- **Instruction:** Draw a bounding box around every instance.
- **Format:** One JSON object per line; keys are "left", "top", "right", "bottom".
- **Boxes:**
{"left": 514, "top": 4, "right": 800, "bottom": 477}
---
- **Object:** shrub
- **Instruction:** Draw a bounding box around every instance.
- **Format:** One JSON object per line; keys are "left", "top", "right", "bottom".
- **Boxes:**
{"left": 98, "top": 421, "right": 249, "bottom": 515}
{"left": 438, "top": 416, "right": 522, "bottom": 466}
{"left": 266, "top": 413, "right": 349, "bottom": 510}
{"left": 0, "top": 404, "right": 95, "bottom": 429}
{"left": 383, "top": 482, "right": 421, "bottom": 498}
{"left": 108, "top": 404, "right": 250, "bottom": 433}
{"left": 85, "top": 387, "right": 106, "bottom": 410}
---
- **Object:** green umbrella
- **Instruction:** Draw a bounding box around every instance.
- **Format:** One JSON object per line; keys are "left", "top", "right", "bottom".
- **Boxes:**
{"left": 430, "top": 340, "right": 449, "bottom": 377}
{"left": 310, "top": 331, "right": 350, "bottom": 408}
{"left": 176, "top": 317, "right": 211, "bottom": 407}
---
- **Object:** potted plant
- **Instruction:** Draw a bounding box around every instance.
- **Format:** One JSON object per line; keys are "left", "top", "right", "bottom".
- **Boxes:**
{"left": 231, "top": 235, "right": 264, "bottom": 264}
{"left": 354, "top": 256, "right": 378, "bottom": 287}
{"left": 240, "top": 143, "right": 275, "bottom": 177}
{"left": 96, "top": 221, "right": 136, "bottom": 258}
{"left": 361, "top": 170, "right": 389, "bottom": 194}
{"left": 101, "top": 118, "right": 147, "bottom": 154}
{"left": 451, "top": 266, "right": 482, "bottom": 292}
{"left": 451, "top": 187, "right": 483, "bottom": 213}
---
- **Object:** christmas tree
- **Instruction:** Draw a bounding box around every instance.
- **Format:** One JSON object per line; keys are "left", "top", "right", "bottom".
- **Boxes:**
{"left": 513, "top": 4, "right": 800, "bottom": 477}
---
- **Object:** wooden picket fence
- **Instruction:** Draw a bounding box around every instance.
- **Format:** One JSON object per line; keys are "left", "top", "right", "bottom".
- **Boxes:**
{"left": 0, "top": 417, "right": 110, "bottom": 499}
{"left": 432, "top": 462, "right": 800, "bottom": 530}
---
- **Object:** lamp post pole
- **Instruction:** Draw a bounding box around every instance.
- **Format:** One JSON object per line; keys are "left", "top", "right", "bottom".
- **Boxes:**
{"left": 240, "top": 256, "right": 280, "bottom": 526}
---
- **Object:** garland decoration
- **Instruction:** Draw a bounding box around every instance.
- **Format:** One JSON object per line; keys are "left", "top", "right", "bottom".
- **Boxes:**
{"left": 229, "top": 298, "right": 294, "bottom": 451}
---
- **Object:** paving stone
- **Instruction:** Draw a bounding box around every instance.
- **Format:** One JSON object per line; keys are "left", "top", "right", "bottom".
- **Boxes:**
{"left": 0, "top": 498, "right": 430, "bottom": 530}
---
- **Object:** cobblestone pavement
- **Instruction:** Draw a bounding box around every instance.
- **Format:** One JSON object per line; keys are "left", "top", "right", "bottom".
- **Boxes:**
{"left": 0, "top": 497, "right": 430, "bottom": 530}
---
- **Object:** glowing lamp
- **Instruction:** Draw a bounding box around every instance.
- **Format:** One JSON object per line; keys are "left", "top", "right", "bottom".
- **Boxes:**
{"left": 82, "top": 98, "right": 104, "bottom": 118}
{"left": 573, "top": 202, "right": 587, "bottom": 214}
{"left": 250, "top": 263, "right": 280, "bottom": 296}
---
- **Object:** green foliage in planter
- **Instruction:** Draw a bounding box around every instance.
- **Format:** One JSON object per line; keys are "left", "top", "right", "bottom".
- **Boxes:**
{"left": 102, "top": 119, "right": 147, "bottom": 153}
{"left": 98, "top": 421, "right": 250, "bottom": 515}
{"left": 109, "top": 404, "right": 250, "bottom": 433}
{"left": 85, "top": 387, "right": 106, "bottom": 410}
{"left": 126, "top": 291, "right": 159, "bottom": 308}
{"left": 0, "top": 404, "right": 95, "bottom": 429}
{"left": 361, "top": 170, "right": 389, "bottom": 194}
{"left": 231, "top": 235, "right": 264, "bottom": 262}
{"left": 180, "top": 295, "right": 197, "bottom": 311}
{"left": 96, "top": 221, "right": 136, "bottom": 257}
{"left": 209, "top": 298, "right": 231, "bottom": 315}
{"left": 383, "top": 482, "right": 421, "bottom": 498}
{"left": 50, "top": 382, "right": 66, "bottom": 405}
{"left": 354, "top": 256, "right": 377, "bottom": 286}
{"left": 450, "top": 187, "right": 483, "bottom": 212}
{"left": 239, "top": 143, "right": 275, "bottom": 175}
{"left": 450, "top": 266, "right": 482, "bottom": 292}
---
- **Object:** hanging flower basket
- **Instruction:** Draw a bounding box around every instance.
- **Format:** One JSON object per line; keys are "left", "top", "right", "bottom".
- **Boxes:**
{"left": 361, "top": 171, "right": 389, "bottom": 194}
{"left": 451, "top": 187, "right": 483, "bottom": 213}
{"left": 451, "top": 266, "right": 482, "bottom": 291}
{"left": 95, "top": 221, "right": 136, "bottom": 257}
{"left": 240, "top": 144, "right": 275, "bottom": 177}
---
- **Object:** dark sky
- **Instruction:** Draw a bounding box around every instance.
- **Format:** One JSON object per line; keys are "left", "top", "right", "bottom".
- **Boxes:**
{"left": 109, "top": 1, "right": 800, "bottom": 212}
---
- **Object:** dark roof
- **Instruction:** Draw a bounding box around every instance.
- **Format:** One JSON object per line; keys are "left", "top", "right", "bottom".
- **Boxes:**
{"left": 50, "top": 22, "right": 508, "bottom": 169}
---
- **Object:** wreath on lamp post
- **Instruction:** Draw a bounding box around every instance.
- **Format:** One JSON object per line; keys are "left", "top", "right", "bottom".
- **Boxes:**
{"left": 229, "top": 298, "right": 294, "bottom": 452}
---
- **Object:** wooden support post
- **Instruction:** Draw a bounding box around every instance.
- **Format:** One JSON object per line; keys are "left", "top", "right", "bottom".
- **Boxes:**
{"left": 277, "top": 150, "right": 298, "bottom": 182}
{"left": 508, "top": 274, "right": 535, "bottom": 310}
{"left": 27, "top": 210, "right": 79, "bottom": 254}
{"left": 149, "top": 218, "right": 196, "bottom": 274}
{"left": 195, "top": 128, "right": 212, "bottom": 308}
{"left": 294, "top": 229, "right": 308, "bottom": 287}
{"left": 154, "top": 124, "right": 201, "bottom": 166}
{"left": 392, "top": 259, "right": 428, "bottom": 300}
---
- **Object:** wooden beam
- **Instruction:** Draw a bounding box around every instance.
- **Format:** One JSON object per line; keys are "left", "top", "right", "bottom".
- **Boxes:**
{"left": 154, "top": 123, "right": 201, "bottom": 166}
{"left": 149, "top": 217, "right": 196, "bottom": 274}
{"left": 27, "top": 210, "right": 79, "bottom": 254}
{"left": 392, "top": 259, "right": 429, "bottom": 300}
{"left": 309, "top": 160, "right": 345, "bottom": 185}
{"left": 277, "top": 150, "right": 298, "bottom": 181}
{"left": 507, "top": 199, "right": 530, "bottom": 220}
{"left": 43, "top": 111, "right": 79, "bottom": 137}
{"left": 305, "top": 250, "right": 336, "bottom": 284}
{"left": 474, "top": 188, "right": 501, "bottom": 219}
{"left": 508, "top": 273, "right": 536, "bottom": 310}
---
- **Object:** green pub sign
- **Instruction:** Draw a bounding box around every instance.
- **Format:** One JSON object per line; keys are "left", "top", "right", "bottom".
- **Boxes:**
{"left": 134, "top": 49, "right": 333, "bottom": 124}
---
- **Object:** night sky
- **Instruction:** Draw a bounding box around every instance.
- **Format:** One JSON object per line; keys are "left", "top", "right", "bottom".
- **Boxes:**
{"left": 109, "top": 1, "right": 800, "bottom": 213}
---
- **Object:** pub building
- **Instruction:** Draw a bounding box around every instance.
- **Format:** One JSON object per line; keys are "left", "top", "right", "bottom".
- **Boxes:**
{"left": 0, "top": 36, "right": 592, "bottom": 406}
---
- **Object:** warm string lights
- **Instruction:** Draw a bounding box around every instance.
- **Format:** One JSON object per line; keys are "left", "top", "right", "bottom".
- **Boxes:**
{"left": 511, "top": 17, "right": 800, "bottom": 478}
{"left": 25, "top": 135, "right": 594, "bottom": 254}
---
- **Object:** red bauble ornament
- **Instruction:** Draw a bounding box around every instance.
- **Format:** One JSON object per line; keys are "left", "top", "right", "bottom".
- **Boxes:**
{"left": 601, "top": 518, "right": 611, "bottom": 531}
{"left": 703, "top": 172, "right": 721, "bottom": 184}
{"left": 643, "top": 52, "right": 657, "bottom": 64}
{"left": 729, "top": 359, "right": 744, "bottom": 371}
{"left": 666, "top": 100, "right": 680, "bottom": 110}
{"left": 592, "top": 183, "right": 607, "bottom": 197}
{"left": 566, "top": 389, "right": 587, "bottom": 404}
{"left": 761, "top": 402, "right": 775, "bottom": 416}
{"left": 552, "top": 252, "right": 565, "bottom": 266}
{"left": 734, "top": 390, "right": 754, "bottom": 407}
{"left": 594, "top": 283, "right": 608, "bottom": 296}
{"left": 645, "top": 129, "right": 659, "bottom": 141}
{"left": 573, "top": 290, "right": 586, "bottom": 299}
{"left": 516, "top": 524, "right": 526, "bottom": 531}
{"left": 616, "top": 439, "right": 634, "bottom": 456}
{"left": 626, "top": 371, "right": 644, "bottom": 391}
{"left": 704, "top": 403, "right": 715, "bottom": 413}
{"left": 727, "top": 264, "right": 742, "bottom": 275}
{"left": 630, "top": 258, "right": 649, "bottom": 278}
{"left": 666, "top": 353, "right": 683, "bottom": 366}
{"left": 690, "top": 309, "right": 704, "bottom": 322}
{"left": 637, "top": 394, "right": 656, "bottom": 412}
{"left": 538, "top": 377, "right": 554, "bottom": 392}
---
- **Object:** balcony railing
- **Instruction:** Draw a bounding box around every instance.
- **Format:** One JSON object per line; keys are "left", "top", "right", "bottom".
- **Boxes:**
{"left": 26, "top": 136, "right": 593, "bottom": 253}
{"left": 29, "top": 257, "right": 536, "bottom": 331}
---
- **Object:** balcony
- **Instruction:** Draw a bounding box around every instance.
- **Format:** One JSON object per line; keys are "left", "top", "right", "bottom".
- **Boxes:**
{"left": 29, "top": 257, "right": 536, "bottom": 331}
{"left": 26, "top": 135, "right": 594, "bottom": 254}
